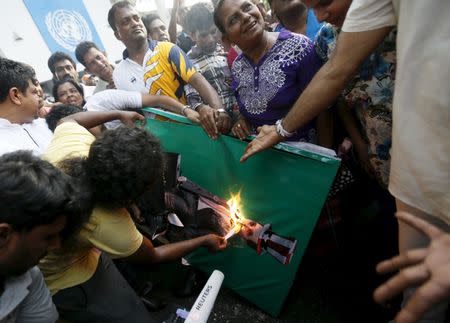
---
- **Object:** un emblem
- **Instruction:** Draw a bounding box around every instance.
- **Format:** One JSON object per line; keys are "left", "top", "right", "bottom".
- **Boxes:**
{"left": 45, "top": 10, "right": 92, "bottom": 51}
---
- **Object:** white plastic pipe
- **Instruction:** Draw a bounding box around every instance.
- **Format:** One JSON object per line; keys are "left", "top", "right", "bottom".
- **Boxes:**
{"left": 184, "top": 270, "right": 224, "bottom": 323}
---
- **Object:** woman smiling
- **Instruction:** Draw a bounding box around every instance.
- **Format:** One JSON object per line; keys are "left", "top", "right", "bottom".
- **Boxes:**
{"left": 214, "top": 0, "right": 322, "bottom": 143}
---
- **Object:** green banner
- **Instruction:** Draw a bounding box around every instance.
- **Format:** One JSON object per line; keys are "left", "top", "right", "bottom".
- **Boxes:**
{"left": 144, "top": 108, "right": 340, "bottom": 316}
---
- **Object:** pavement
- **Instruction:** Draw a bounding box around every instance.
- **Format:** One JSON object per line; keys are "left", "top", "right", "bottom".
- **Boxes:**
{"left": 143, "top": 238, "right": 401, "bottom": 323}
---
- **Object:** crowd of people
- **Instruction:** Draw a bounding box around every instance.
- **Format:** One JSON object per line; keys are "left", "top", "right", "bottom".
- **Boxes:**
{"left": 0, "top": 0, "right": 448, "bottom": 322}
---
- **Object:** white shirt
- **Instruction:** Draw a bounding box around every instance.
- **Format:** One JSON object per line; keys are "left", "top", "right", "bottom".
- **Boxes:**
{"left": 0, "top": 267, "right": 58, "bottom": 323}
{"left": 341, "top": 0, "right": 396, "bottom": 32}
{"left": 81, "top": 84, "right": 96, "bottom": 99}
{"left": 342, "top": 0, "right": 450, "bottom": 225}
{"left": 113, "top": 58, "right": 148, "bottom": 93}
{"left": 84, "top": 89, "right": 142, "bottom": 128}
{"left": 0, "top": 118, "right": 53, "bottom": 156}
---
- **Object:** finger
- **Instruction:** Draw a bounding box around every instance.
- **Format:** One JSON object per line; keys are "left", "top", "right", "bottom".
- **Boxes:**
{"left": 232, "top": 124, "right": 242, "bottom": 138}
{"left": 217, "top": 115, "right": 231, "bottom": 134}
{"left": 135, "top": 117, "right": 147, "bottom": 128}
{"left": 236, "top": 125, "right": 247, "bottom": 140}
{"left": 396, "top": 212, "right": 443, "bottom": 239}
{"left": 241, "top": 122, "right": 252, "bottom": 136}
{"left": 204, "top": 113, "right": 218, "bottom": 137}
{"left": 201, "top": 117, "right": 216, "bottom": 138}
{"left": 231, "top": 126, "right": 238, "bottom": 137}
{"left": 209, "top": 113, "right": 219, "bottom": 135}
{"left": 137, "top": 114, "right": 146, "bottom": 124}
{"left": 376, "top": 248, "right": 428, "bottom": 274}
{"left": 240, "top": 143, "right": 256, "bottom": 163}
{"left": 221, "top": 238, "right": 228, "bottom": 248}
{"left": 188, "top": 113, "right": 201, "bottom": 124}
{"left": 222, "top": 118, "right": 232, "bottom": 134}
{"left": 373, "top": 263, "right": 430, "bottom": 304}
{"left": 233, "top": 123, "right": 244, "bottom": 140}
{"left": 216, "top": 117, "right": 224, "bottom": 134}
{"left": 395, "top": 281, "right": 448, "bottom": 323}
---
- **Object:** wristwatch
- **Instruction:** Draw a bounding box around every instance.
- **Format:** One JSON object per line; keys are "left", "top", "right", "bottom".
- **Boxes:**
{"left": 275, "top": 119, "right": 295, "bottom": 138}
{"left": 191, "top": 102, "right": 203, "bottom": 111}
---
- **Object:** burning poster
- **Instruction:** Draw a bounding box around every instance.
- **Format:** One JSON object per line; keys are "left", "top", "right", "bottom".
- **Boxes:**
{"left": 141, "top": 153, "right": 297, "bottom": 265}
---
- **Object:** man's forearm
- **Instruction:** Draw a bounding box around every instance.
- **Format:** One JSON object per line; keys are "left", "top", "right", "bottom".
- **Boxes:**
{"left": 60, "top": 111, "right": 124, "bottom": 129}
{"left": 168, "top": 1, "right": 179, "bottom": 43}
{"left": 283, "top": 58, "right": 354, "bottom": 132}
{"left": 188, "top": 73, "right": 223, "bottom": 110}
{"left": 142, "top": 94, "right": 185, "bottom": 115}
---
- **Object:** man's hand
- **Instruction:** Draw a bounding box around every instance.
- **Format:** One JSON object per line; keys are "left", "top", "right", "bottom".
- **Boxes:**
{"left": 184, "top": 108, "right": 201, "bottom": 124}
{"left": 373, "top": 212, "right": 450, "bottom": 323}
{"left": 118, "top": 111, "right": 146, "bottom": 127}
{"left": 197, "top": 105, "right": 219, "bottom": 139}
{"left": 216, "top": 111, "right": 232, "bottom": 134}
{"left": 240, "top": 125, "right": 283, "bottom": 163}
{"left": 231, "top": 116, "right": 252, "bottom": 140}
{"left": 203, "top": 234, "right": 227, "bottom": 252}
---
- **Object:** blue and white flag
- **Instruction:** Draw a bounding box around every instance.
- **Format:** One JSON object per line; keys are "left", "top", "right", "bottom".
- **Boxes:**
{"left": 24, "top": 0, "right": 105, "bottom": 60}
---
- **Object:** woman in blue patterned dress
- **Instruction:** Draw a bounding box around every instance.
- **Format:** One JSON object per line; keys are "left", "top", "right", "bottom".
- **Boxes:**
{"left": 213, "top": 0, "right": 323, "bottom": 144}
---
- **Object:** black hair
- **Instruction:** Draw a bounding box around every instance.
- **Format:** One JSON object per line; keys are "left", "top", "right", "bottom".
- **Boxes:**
{"left": 185, "top": 2, "right": 215, "bottom": 34}
{"left": 108, "top": 1, "right": 133, "bottom": 32}
{"left": 213, "top": 0, "right": 227, "bottom": 33}
{"left": 59, "top": 126, "right": 164, "bottom": 209}
{"left": 45, "top": 104, "right": 84, "bottom": 132}
{"left": 0, "top": 58, "right": 37, "bottom": 103}
{"left": 0, "top": 151, "right": 92, "bottom": 238}
{"left": 52, "top": 78, "right": 85, "bottom": 106}
{"left": 75, "top": 41, "right": 99, "bottom": 67}
{"left": 142, "top": 13, "right": 163, "bottom": 34}
{"left": 47, "top": 51, "right": 76, "bottom": 75}
{"left": 269, "top": 0, "right": 306, "bottom": 26}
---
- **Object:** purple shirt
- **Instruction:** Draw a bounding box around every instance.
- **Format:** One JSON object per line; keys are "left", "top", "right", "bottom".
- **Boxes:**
{"left": 231, "top": 30, "right": 322, "bottom": 141}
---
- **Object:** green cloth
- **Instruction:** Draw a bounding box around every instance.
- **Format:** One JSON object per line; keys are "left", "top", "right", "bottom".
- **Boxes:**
{"left": 144, "top": 108, "right": 340, "bottom": 316}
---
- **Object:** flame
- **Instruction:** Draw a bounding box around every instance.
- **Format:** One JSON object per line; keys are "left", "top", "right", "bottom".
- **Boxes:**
{"left": 226, "top": 192, "right": 245, "bottom": 235}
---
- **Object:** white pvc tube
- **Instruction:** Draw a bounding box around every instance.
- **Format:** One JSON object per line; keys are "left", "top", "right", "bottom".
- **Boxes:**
{"left": 184, "top": 270, "right": 224, "bottom": 323}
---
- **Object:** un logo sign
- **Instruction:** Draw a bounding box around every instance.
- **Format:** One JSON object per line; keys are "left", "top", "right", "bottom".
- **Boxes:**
{"left": 45, "top": 10, "right": 92, "bottom": 51}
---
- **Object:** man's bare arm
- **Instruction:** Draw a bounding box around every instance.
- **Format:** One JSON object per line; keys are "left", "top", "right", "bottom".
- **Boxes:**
{"left": 59, "top": 111, "right": 144, "bottom": 129}
{"left": 169, "top": 0, "right": 180, "bottom": 43}
{"left": 188, "top": 72, "right": 230, "bottom": 138}
{"left": 188, "top": 72, "right": 223, "bottom": 111}
{"left": 141, "top": 94, "right": 200, "bottom": 123}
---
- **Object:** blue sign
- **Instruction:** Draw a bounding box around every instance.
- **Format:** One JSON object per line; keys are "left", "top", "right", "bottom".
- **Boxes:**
{"left": 23, "top": 0, "right": 105, "bottom": 60}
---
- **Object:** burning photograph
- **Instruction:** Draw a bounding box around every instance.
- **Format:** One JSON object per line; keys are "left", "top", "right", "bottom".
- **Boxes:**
{"left": 135, "top": 152, "right": 297, "bottom": 265}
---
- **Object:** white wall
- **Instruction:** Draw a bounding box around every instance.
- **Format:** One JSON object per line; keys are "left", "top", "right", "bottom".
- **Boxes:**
{"left": 0, "top": 0, "right": 126, "bottom": 82}
{"left": 83, "top": 0, "right": 127, "bottom": 67}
